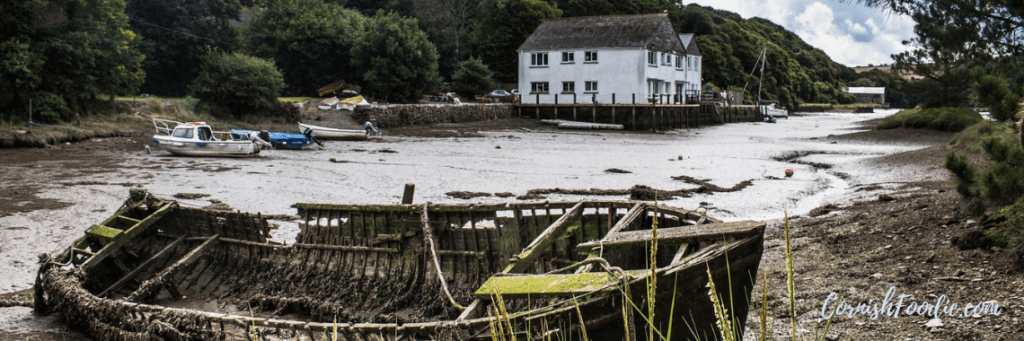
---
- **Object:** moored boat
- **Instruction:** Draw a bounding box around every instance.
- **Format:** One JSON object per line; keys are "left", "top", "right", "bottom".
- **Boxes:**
{"left": 298, "top": 122, "right": 378, "bottom": 141}
{"left": 35, "top": 189, "right": 764, "bottom": 341}
{"left": 151, "top": 119, "right": 266, "bottom": 157}
{"left": 229, "top": 129, "right": 322, "bottom": 150}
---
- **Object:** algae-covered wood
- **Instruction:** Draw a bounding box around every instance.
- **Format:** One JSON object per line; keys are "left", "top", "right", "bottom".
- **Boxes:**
{"left": 475, "top": 271, "right": 641, "bottom": 299}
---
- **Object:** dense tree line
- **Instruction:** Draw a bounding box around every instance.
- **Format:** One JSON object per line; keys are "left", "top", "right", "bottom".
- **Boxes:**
{"left": 3, "top": 0, "right": 902, "bottom": 119}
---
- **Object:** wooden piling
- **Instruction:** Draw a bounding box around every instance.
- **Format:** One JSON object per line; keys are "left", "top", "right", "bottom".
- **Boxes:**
{"left": 402, "top": 184, "right": 415, "bottom": 204}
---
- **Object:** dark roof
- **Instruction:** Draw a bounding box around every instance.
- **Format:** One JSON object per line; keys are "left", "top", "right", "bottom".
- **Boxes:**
{"left": 678, "top": 33, "right": 701, "bottom": 56}
{"left": 518, "top": 13, "right": 686, "bottom": 53}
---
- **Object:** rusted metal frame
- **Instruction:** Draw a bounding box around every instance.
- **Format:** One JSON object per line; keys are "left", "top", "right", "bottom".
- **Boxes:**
{"left": 81, "top": 201, "right": 177, "bottom": 269}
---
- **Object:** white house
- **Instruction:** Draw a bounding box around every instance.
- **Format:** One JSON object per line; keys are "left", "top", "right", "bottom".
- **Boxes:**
{"left": 517, "top": 13, "right": 702, "bottom": 105}
{"left": 846, "top": 87, "right": 886, "bottom": 105}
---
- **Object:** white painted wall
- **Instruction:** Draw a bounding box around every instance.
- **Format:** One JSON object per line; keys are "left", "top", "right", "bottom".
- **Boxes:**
{"left": 519, "top": 48, "right": 702, "bottom": 105}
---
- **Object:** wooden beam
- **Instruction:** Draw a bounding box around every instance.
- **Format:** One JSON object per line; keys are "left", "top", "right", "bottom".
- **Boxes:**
{"left": 501, "top": 201, "right": 583, "bottom": 274}
{"left": 475, "top": 272, "right": 628, "bottom": 299}
{"left": 125, "top": 234, "right": 220, "bottom": 302}
{"left": 576, "top": 220, "right": 764, "bottom": 249}
{"left": 99, "top": 236, "right": 187, "bottom": 298}
{"left": 81, "top": 202, "right": 176, "bottom": 269}
{"left": 603, "top": 203, "right": 643, "bottom": 237}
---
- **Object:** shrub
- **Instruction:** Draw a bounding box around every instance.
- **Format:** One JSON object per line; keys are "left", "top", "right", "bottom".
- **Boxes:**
{"left": 986, "top": 197, "right": 1024, "bottom": 264}
{"left": 449, "top": 57, "right": 494, "bottom": 99}
{"left": 189, "top": 51, "right": 284, "bottom": 118}
{"left": 352, "top": 11, "right": 440, "bottom": 103}
{"left": 975, "top": 74, "right": 1022, "bottom": 122}
{"left": 876, "top": 107, "right": 983, "bottom": 132}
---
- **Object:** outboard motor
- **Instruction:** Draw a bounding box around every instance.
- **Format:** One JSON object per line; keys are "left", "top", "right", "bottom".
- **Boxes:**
{"left": 248, "top": 131, "right": 273, "bottom": 150}
{"left": 302, "top": 127, "right": 324, "bottom": 147}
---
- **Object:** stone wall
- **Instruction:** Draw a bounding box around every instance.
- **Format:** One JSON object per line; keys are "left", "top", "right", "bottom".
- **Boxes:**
{"left": 352, "top": 104, "right": 512, "bottom": 128}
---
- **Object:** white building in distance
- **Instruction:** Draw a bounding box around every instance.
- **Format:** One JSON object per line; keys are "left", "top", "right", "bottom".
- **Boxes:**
{"left": 517, "top": 13, "right": 702, "bottom": 105}
{"left": 846, "top": 87, "right": 886, "bottom": 105}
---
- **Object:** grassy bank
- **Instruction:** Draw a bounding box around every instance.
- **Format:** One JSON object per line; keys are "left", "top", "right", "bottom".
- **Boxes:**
{"left": 0, "top": 98, "right": 304, "bottom": 148}
{"left": 877, "top": 107, "right": 983, "bottom": 132}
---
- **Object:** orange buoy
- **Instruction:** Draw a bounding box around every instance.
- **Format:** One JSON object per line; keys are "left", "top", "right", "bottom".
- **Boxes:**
{"left": 785, "top": 168, "right": 794, "bottom": 177}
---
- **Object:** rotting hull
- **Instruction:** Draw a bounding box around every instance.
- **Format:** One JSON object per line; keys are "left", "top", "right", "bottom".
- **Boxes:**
{"left": 36, "top": 190, "right": 764, "bottom": 341}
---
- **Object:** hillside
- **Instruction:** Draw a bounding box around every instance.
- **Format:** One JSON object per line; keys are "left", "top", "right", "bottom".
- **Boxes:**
{"left": 669, "top": 4, "right": 858, "bottom": 109}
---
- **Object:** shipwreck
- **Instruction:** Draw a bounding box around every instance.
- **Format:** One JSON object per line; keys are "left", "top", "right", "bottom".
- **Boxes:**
{"left": 35, "top": 189, "right": 765, "bottom": 340}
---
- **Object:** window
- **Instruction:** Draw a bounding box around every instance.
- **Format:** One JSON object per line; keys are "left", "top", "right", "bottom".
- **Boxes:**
{"left": 562, "top": 81, "right": 575, "bottom": 93}
{"left": 695, "top": 57, "right": 700, "bottom": 71}
{"left": 530, "top": 82, "right": 549, "bottom": 93}
{"left": 172, "top": 127, "right": 194, "bottom": 139}
{"left": 647, "top": 51, "right": 656, "bottom": 66}
{"left": 585, "top": 81, "right": 598, "bottom": 92}
{"left": 675, "top": 54, "right": 683, "bottom": 69}
{"left": 584, "top": 51, "right": 598, "bottom": 63}
{"left": 531, "top": 52, "right": 549, "bottom": 66}
{"left": 664, "top": 53, "right": 671, "bottom": 65}
{"left": 562, "top": 51, "right": 574, "bottom": 63}
{"left": 687, "top": 56, "right": 692, "bottom": 69}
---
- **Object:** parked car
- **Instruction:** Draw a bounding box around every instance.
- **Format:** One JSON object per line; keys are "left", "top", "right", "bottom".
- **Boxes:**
{"left": 510, "top": 89, "right": 520, "bottom": 96}
{"left": 485, "top": 90, "right": 510, "bottom": 98}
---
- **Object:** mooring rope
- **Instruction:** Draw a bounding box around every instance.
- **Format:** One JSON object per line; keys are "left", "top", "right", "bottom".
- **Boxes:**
{"left": 420, "top": 204, "right": 466, "bottom": 310}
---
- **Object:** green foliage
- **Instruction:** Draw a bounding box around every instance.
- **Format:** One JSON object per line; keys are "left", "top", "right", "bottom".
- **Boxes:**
{"left": 550, "top": 0, "right": 668, "bottom": 17}
{"left": 876, "top": 108, "right": 982, "bottom": 132}
{"left": 947, "top": 120, "right": 1024, "bottom": 207}
{"left": 127, "top": 0, "right": 241, "bottom": 96}
{"left": 670, "top": 5, "right": 853, "bottom": 109}
{"left": 351, "top": 11, "right": 441, "bottom": 102}
{"left": 450, "top": 57, "right": 494, "bottom": 98}
{"left": 189, "top": 51, "right": 284, "bottom": 118}
{"left": 986, "top": 197, "right": 1024, "bottom": 263}
{"left": 410, "top": 0, "right": 479, "bottom": 79}
{"left": 244, "top": 0, "right": 366, "bottom": 96}
{"left": 0, "top": 0, "right": 145, "bottom": 123}
{"left": 975, "top": 74, "right": 1022, "bottom": 122}
{"left": 470, "top": 0, "right": 561, "bottom": 82}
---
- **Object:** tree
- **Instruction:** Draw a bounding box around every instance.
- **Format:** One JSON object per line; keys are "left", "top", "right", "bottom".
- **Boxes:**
{"left": 126, "top": 0, "right": 241, "bottom": 96}
{"left": 244, "top": 0, "right": 366, "bottom": 96}
{"left": 469, "top": 0, "right": 561, "bottom": 82}
{"left": 411, "top": 0, "right": 480, "bottom": 77}
{"left": 190, "top": 51, "right": 284, "bottom": 118}
{"left": 0, "top": 0, "right": 145, "bottom": 123}
{"left": 450, "top": 57, "right": 494, "bottom": 98}
{"left": 550, "top": 0, "right": 668, "bottom": 17}
{"left": 351, "top": 11, "right": 441, "bottom": 102}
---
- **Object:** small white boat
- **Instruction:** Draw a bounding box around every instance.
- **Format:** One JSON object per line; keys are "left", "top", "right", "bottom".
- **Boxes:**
{"left": 151, "top": 119, "right": 266, "bottom": 157}
{"left": 298, "top": 122, "right": 377, "bottom": 141}
{"left": 762, "top": 102, "right": 788, "bottom": 118}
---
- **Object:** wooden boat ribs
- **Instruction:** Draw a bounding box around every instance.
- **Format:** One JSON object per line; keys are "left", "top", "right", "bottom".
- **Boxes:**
{"left": 35, "top": 190, "right": 765, "bottom": 340}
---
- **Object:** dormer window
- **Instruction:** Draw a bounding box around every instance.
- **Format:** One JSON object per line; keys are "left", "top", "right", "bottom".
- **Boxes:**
{"left": 675, "top": 54, "right": 683, "bottom": 69}
{"left": 584, "top": 51, "right": 598, "bottom": 63}
{"left": 647, "top": 51, "right": 656, "bottom": 66}
{"left": 562, "top": 51, "right": 574, "bottom": 63}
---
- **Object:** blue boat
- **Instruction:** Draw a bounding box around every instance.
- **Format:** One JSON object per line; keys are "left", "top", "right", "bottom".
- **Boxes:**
{"left": 229, "top": 129, "right": 322, "bottom": 150}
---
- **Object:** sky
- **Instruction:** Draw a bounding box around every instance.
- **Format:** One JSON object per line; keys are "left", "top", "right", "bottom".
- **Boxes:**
{"left": 681, "top": 0, "right": 917, "bottom": 67}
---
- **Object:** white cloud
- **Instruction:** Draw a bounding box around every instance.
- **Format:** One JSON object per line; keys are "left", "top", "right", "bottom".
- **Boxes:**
{"left": 681, "top": 0, "right": 917, "bottom": 67}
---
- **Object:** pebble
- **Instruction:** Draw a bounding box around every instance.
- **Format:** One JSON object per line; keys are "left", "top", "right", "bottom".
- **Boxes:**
{"left": 925, "top": 318, "right": 943, "bottom": 329}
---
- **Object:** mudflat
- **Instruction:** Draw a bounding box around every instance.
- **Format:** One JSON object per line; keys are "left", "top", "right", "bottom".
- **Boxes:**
{"left": 1, "top": 111, "right": 1019, "bottom": 340}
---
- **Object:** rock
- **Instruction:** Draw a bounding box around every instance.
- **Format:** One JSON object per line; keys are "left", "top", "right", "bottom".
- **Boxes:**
{"left": 954, "top": 269, "right": 965, "bottom": 277}
{"left": 965, "top": 219, "right": 977, "bottom": 226}
{"left": 495, "top": 145, "right": 501, "bottom": 149}
{"left": 878, "top": 194, "right": 895, "bottom": 202}
{"left": 925, "top": 318, "right": 944, "bottom": 328}
{"left": 871, "top": 273, "right": 883, "bottom": 279}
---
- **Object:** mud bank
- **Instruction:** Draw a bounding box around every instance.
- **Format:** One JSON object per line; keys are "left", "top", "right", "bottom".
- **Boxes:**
{"left": 0, "top": 129, "right": 147, "bottom": 148}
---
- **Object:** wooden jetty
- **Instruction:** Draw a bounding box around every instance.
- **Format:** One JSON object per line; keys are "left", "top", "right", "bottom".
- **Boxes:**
{"left": 35, "top": 189, "right": 764, "bottom": 340}
{"left": 516, "top": 93, "right": 764, "bottom": 131}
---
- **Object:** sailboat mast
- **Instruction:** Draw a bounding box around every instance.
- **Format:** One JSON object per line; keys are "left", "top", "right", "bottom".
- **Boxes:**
{"left": 756, "top": 47, "right": 766, "bottom": 104}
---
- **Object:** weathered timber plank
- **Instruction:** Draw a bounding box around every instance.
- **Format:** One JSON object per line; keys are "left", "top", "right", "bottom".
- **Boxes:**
{"left": 578, "top": 220, "right": 764, "bottom": 250}
{"left": 98, "top": 235, "right": 186, "bottom": 298}
{"left": 475, "top": 272, "right": 622, "bottom": 299}
{"left": 502, "top": 201, "right": 583, "bottom": 274}
{"left": 81, "top": 202, "right": 177, "bottom": 269}
{"left": 125, "top": 234, "right": 220, "bottom": 302}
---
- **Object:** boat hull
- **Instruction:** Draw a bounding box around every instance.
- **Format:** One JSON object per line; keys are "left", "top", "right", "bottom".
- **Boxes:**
{"left": 152, "top": 136, "right": 260, "bottom": 157}
{"left": 299, "top": 122, "right": 372, "bottom": 141}
{"left": 37, "top": 192, "right": 764, "bottom": 341}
